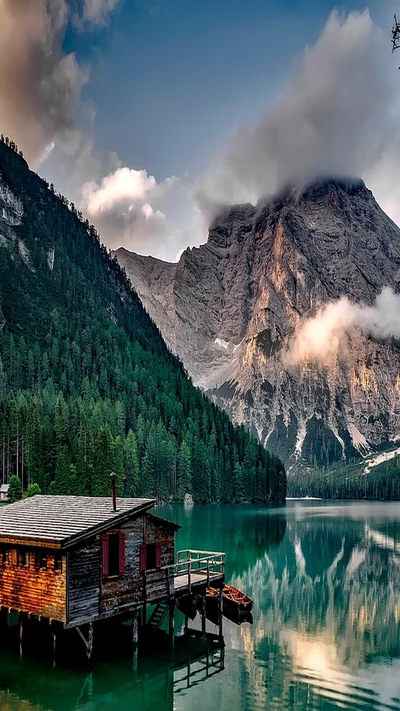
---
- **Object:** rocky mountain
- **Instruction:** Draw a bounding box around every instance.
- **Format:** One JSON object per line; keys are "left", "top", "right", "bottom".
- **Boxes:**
{"left": 0, "top": 136, "right": 285, "bottom": 503}
{"left": 115, "top": 178, "right": 400, "bottom": 473}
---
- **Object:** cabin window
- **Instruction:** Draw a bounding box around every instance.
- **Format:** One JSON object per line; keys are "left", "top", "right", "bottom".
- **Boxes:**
{"left": 108, "top": 534, "right": 120, "bottom": 577}
{"left": 54, "top": 554, "right": 63, "bottom": 573}
{"left": 1, "top": 547, "right": 9, "bottom": 564}
{"left": 40, "top": 553, "right": 47, "bottom": 570}
{"left": 140, "top": 543, "right": 162, "bottom": 571}
{"left": 21, "top": 550, "right": 30, "bottom": 568}
{"left": 35, "top": 552, "right": 47, "bottom": 570}
{"left": 102, "top": 532, "right": 125, "bottom": 578}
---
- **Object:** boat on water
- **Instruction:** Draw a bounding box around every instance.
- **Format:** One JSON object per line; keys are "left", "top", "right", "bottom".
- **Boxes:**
{"left": 223, "top": 607, "right": 253, "bottom": 625}
{"left": 202, "top": 584, "right": 253, "bottom": 617}
{"left": 222, "top": 584, "right": 253, "bottom": 615}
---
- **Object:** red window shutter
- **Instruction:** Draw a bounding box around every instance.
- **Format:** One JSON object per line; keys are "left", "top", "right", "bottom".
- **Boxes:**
{"left": 119, "top": 532, "right": 126, "bottom": 575}
{"left": 102, "top": 534, "right": 109, "bottom": 577}
{"left": 140, "top": 544, "right": 147, "bottom": 572}
{"left": 156, "top": 544, "right": 162, "bottom": 568}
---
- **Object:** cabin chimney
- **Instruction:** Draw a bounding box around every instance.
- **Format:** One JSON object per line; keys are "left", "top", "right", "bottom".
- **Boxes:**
{"left": 110, "top": 472, "right": 117, "bottom": 512}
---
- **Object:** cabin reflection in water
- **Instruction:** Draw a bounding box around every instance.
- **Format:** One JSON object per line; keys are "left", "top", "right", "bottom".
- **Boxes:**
{"left": 0, "top": 636, "right": 225, "bottom": 711}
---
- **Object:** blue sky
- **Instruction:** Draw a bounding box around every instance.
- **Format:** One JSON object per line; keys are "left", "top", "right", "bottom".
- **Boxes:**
{"left": 70, "top": 0, "right": 383, "bottom": 181}
{"left": 1, "top": 0, "right": 397, "bottom": 259}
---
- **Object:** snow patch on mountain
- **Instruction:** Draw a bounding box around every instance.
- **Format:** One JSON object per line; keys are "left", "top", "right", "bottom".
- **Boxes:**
{"left": 363, "top": 446, "right": 400, "bottom": 474}
{"left": 348, "top": 423, "right": 370, "bottom": 454}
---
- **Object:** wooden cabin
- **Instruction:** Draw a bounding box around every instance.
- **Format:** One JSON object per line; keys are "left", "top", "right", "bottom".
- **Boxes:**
{"left": 0, "top": 495, "right": 179, "bottom": 628}
{"left": 0, "top": 495, "right": 225, "bottom": 663}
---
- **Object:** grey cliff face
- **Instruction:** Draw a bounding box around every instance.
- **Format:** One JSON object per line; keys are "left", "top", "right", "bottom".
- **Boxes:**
{"left": 114, "top": 179, "right": 400, "bottom": 469}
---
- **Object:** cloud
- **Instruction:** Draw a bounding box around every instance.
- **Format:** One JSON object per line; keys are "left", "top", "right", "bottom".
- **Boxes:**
{"left": 285, "top": 288, "right": 400, "bottom": 366}
{"left": 0, "top": 0, "right": 124, "bottom": 166}
{"left": 81, "top": 166, "right": 183, "bottom": 256}
{"left": 0, "top": 0, "right": 196, "bottom": 260}
{"left": 82, "top": 166, "right": 176, "bottom": 214}
{"left": 202, "top": 9, "right": 400, "bottom": 223}
{"left": 0, "top": 0, "right": 87, "bottom": 164}
{"left": 77, "top": 0, "right": 122, "bottom": 27}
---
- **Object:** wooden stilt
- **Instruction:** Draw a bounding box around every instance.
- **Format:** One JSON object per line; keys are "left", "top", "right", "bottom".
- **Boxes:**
{"left": 86, "top": 622, "right": 93, "bottom": 667}
{"left": 77, "top": 623, "right": 94, "bottom": 667}
{"left": 169, "top": 599, "right": 175, "bottom": 650}
{"left": 19, "top": 614, "right": 23, "bottom": 658}
{"left": 52, "top": 631, "right": 57, "bottom": 667}
{"left": 201, "top": 593, "right": 206, "bottom": 641}
{"left": 132, "top": 610, "right": 139, "bottom": 671}
{"left": 218, "top": 587, "right": 223, "bottom": 638}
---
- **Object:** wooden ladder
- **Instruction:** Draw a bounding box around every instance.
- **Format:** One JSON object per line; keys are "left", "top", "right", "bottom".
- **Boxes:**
{"left": 148, "top": 602, "right": 169, "bottom": 629}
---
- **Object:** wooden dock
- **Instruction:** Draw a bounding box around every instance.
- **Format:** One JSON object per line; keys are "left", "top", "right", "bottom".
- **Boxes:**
{"left": 147, "top": 549, "right": 225, "bottom": 598}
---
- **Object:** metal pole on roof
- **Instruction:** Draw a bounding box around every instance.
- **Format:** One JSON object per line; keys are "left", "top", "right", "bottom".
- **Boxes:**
{"left": 110, "top": 472, "right": 117, "bottom": 511}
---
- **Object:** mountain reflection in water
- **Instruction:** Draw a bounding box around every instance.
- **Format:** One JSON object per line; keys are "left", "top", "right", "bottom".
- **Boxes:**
{"left": 1, "top": 502, "right": 400, "bottom": 711}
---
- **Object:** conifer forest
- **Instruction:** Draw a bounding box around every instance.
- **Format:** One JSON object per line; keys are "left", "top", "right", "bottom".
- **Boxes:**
{"left": 0, "top": 138, "right": 286, "bottom": 504}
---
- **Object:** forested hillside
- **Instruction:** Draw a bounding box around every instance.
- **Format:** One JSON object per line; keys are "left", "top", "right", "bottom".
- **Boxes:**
{"left": 289, "top": 454, "right": 400, "bottom": 500}
{"left": 0, "top": 137, "right": 286, "bottom": 504}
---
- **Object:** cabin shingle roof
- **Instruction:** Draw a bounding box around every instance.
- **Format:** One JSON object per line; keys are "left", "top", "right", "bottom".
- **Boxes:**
{"left": 0, "top": 495, "right": 155, "bottom": 548}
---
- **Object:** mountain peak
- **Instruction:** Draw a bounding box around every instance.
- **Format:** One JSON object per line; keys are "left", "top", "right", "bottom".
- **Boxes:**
{"left": 207, "top": 177, "right": 372, "bottom": 249}
{"left": 117, "top": 175, "right": 400, "bottom": 478}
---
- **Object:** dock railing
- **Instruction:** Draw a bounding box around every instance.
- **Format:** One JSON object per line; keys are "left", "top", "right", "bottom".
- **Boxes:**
{"left": 166, "top": 549, "right": 225, "bottom": 594}
{"left": 145, "top": 549, "right": 225, "bottom": 601}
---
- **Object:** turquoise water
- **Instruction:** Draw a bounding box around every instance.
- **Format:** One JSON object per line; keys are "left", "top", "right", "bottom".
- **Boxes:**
{"left": 1, "top": 501, "right": 400, "bottom": 710}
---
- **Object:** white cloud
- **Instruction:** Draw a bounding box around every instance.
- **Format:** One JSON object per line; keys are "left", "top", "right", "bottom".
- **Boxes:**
{"left": 83, "top": 168, "right": 156, "bottom": 214}
{"left": 201, "top": 9, "right": 400, "bottom": 229}
{"left": 0, "top": 0, "right": 86, "bottom": 164}
{"left": 286, "top": 288, "right": 400, "bottom": 366}
{"left": 81, "top": 0, "right": 122, "bottom": 26}
{"left": 80, "top": 166, "right": 185, "bottom": 257}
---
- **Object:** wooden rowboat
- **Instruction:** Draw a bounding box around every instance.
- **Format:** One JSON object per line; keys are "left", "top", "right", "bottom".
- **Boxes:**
{"left": 223, "top": 606, "right": 253, "bottom": 625}
{"left": 222, "top": 584, "right": 253, "bottom": 615}
{"left": 203, "top": 584, "right": 253, "bottom": 616}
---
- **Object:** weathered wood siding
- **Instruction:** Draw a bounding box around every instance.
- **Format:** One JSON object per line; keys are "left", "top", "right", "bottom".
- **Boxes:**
{"left": 99, "top": 513, "right": 176, "bottom": 612}
{"left": 0, "top": 549, "right": 66, "bottom": 622}
{"left": 144, "top": 515, "right": 175, "bottom": 602}
{"left": 100, "top": 516, "right": 144, "bottom": 615}
{"left": 146, "top": 515, "right": 175, "bottom": 566}
{"left": 67, "top": 511, "right": 177, "bottom": 625}
{"left": 67, "top": 540, "right": 100, "bottom": 624}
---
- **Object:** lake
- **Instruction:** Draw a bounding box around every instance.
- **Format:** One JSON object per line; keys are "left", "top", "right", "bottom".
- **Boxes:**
{"left": 1, "top": 501, "right": 400, "bottom": 710}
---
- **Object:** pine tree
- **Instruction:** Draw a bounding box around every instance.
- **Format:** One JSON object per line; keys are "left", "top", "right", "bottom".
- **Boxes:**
{"left": 8, "top": 475, "right": 22, "bottom": 503}
{"left": 27, "top": 482, "right": 41, "bottom": 497}
{"left": 124, "top": 430, "right": 140, "bottom": 497}
{"left": 177, "top": 438, "right": 192, "bottom": 499}
{"left": 112, "top": 435, "right": 125, "bottom": 495}
{"left": 76, "top": 421, "right": 94, "bottom": 495}
{"left": 93, "top": 427, "right": 114, "bottom": 496}
{"left": 51, "top": 445, "right": 76, "bottom": 494}
{"left": 233, "top": 461, "right": 245, "bottom": 503}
